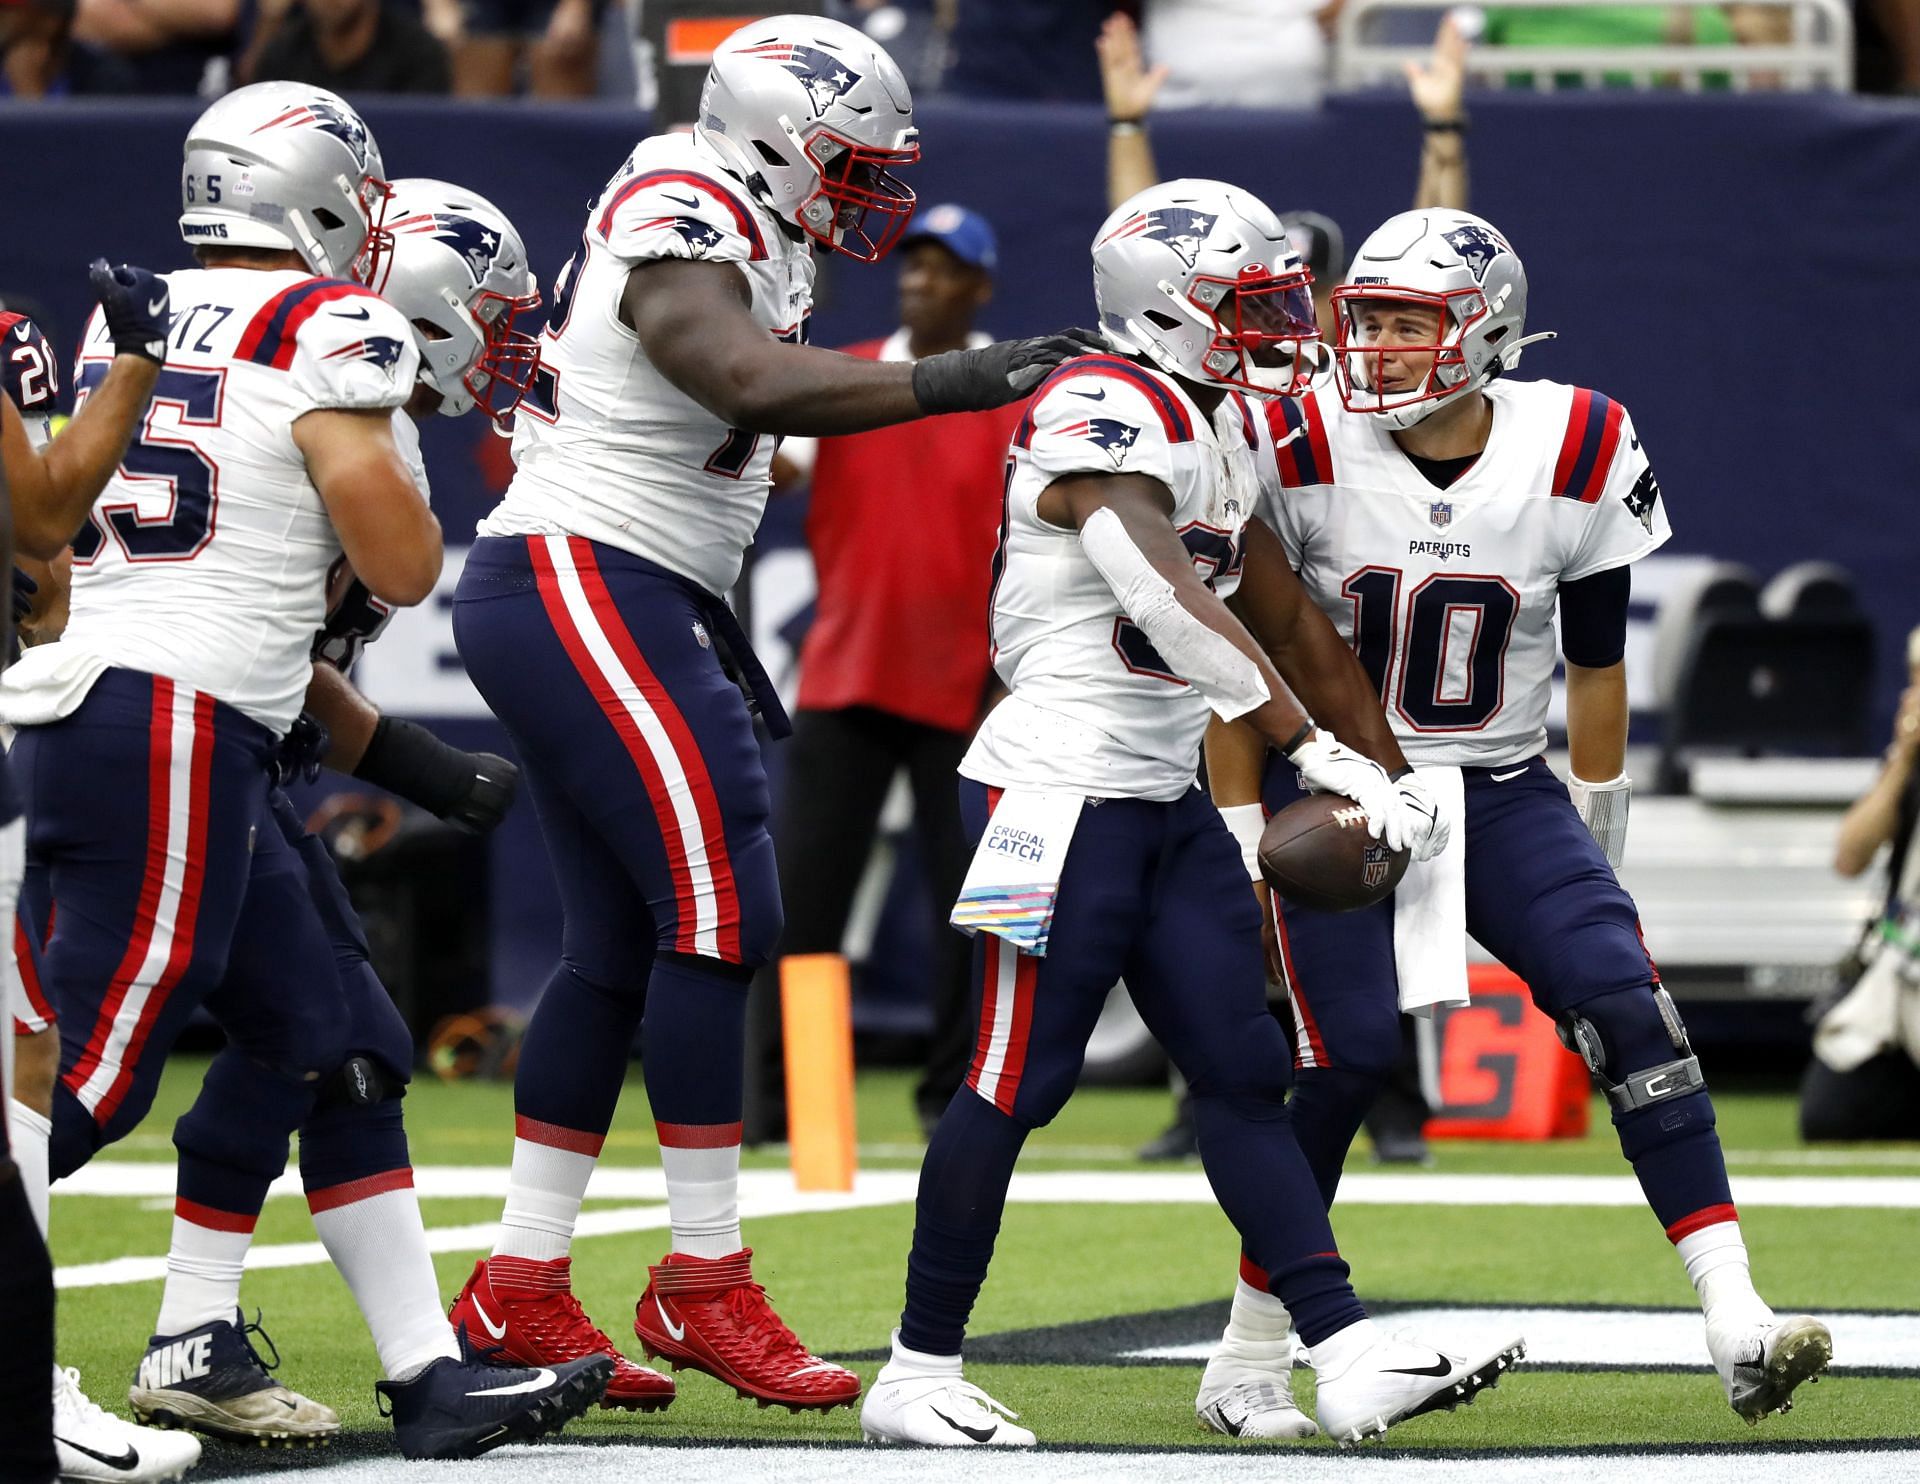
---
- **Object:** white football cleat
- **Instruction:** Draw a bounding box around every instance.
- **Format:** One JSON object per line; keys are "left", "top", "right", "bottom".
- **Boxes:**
{"left": 1313, "top": 1331, "right": 1524, "bottom": 1446}
{"left": 1196, "top": 1372, "right": 1319, "bottom": 1440}
{"left": 1707, "top": 1313, "right": 1831, "bottom": 1422}
{"left": 54, "top": 1365, "right": 202, "bottom": 1482}
{"left": 860, "top": 1373, "right": 1036, "bottom": 1447}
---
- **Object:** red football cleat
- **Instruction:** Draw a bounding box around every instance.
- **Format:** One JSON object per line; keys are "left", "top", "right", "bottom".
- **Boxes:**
{"left": 633, "top": 1248, "right": 861, "bottom": 1413}
{"left": 449, "top": 1256, "right": 676, "bottom": 1412}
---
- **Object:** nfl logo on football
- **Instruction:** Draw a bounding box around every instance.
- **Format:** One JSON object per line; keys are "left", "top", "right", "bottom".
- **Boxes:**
{"left": 1362, "top": 841, "right": 1393, "bottom": 889}
{"left": 1429, "top": 501, "right": 1453, "bottom": 531}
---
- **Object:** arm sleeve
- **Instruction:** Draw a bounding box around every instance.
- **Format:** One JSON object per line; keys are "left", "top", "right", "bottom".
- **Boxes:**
{"left": 1563, "top": 402, "right": 1672, "bottom": 581}
{"left": 286, "top": 288, "right": 420, "bottom": 413}
{"left": 1559, "top": 562, "right": 1630, "bottom": 668}
{"left": 600, "top": 173, "right": 764, "bottom": 267}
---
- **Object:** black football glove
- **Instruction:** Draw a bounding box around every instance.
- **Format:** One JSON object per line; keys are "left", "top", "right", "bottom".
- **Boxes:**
{"left": 88, "top": 258, "right": 170, "bottom": 365}
{"left": 353, "top": 715, "right": 521, "bottom": 835}
{"left": 911, "top": 326, "right": 1105, "bottom": 415}
{"left": 272, "top": 712, "right": 332, "bottom": 788}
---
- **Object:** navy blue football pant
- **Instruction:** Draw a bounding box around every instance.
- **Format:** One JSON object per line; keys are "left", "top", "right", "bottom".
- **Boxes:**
{"left": 171, "top": 789, "right": 418, "bottom": 1228}
{"left": 899, "top": 782, "right": 1365, "bottom": 1357}
{"left": 11, "top": 669, "right": 344, "bottom": 1180}
{"left": 1260, "top": 753, "right": 1733, "bottom": 1242}
{"left": 453, "top": 535, "right": 782, "bottom": 1153}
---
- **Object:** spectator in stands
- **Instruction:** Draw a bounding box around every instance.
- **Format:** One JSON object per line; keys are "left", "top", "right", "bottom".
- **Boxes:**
{"left": 250, "top": 0, "right": 450, "bottom": 92}
{"left": 1, "top": 0, "right": 72, "bottom": 95}
{"left": 1804, "top": 625, "right": 1920, "bottom": 1141}
{"left": 69, "top": 0, "right": 237, "bottom": 92}
{"left": 745, "top": 205, "right": 1023, "bottom": 1144}
{"left": 1141, "top": 0, "right": 1330, "bottom": 109}
{"left": 447, "top": 0, "right": 597, "bottom": 97}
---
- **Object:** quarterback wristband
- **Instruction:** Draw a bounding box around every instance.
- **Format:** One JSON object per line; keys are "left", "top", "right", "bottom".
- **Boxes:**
{"left": 353, "top": 715, "right": 481, "bottom": 817}
{"left": 1219, "top": 803, "right": 1266, "bottom": 882}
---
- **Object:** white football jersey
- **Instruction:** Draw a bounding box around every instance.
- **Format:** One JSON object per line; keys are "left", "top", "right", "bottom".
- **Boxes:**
{"left": 482, "top": 131, "right": 815, "bottom": 596}
{"left": 1261, "top": 378, "right": 1671, "bottom": 768}
{"left": 0, "top": 267, "right": 419, "bottom": 735}
{"left": 962, "top": 356, "right": 1271, "bottom": 803}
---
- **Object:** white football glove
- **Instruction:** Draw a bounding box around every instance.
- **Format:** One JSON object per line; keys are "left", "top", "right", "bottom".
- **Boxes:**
{"left": 1569, "top": 772, "right": 1631, "bottom": 869}
{"left": 1288, "top": 729, "right": 1408, "bottom": 853}
{"left": 1392, "top": 769, "right": 1451, "bottom": 863}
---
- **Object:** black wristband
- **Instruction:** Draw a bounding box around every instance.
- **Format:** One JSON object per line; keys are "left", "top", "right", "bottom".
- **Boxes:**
{"left": 1388, "top": 765, "right": 1415, "bottom": 782}
{"left": 1279, "top": 719, "right": 1316, "bottom": 758}
{"left": 1424, "top": 117, "right": 1468, "bottom": 134}
{"left": 353, "top": 715, "right": 479, "bottom": 817}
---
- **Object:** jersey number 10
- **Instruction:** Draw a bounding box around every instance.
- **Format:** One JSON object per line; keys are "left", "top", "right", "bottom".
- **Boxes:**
{"left": 1342, "top": 568, "right": 1520, "bottom": 732}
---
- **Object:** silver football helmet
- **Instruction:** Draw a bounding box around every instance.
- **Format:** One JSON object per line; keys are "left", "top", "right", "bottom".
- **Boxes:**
{"left": 1332, "top": 208, "right": 1554, "bottom": 430}
{"left": 362, "top": 178, "right": 540, "bottom": 425}
{"left": 1092, "top": 179, "right": 1319, "bottom": 399}
{"left": 695, "top": 14, "right": 919, "bottom": 261}
{"left": 180, "top": 82, "right": 390, "bottom": 280}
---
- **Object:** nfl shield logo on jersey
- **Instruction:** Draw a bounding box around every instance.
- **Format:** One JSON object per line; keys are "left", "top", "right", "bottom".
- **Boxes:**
{"left": 1429, "top": 501, "right": 1453, "bottom": 531}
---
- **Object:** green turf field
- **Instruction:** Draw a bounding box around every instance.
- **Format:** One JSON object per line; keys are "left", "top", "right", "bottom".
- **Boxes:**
{"left": 47, "top": 1057, "right": 1920, "bottom": 1478}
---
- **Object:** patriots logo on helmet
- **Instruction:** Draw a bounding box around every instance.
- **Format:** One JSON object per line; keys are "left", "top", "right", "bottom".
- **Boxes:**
{"left": 393, "top": 211, "right": 507, "bottom": 286}
{"left": 1429, "top": 501, "right": 1453, "bottom": 531}
{"left": 323, "top": 335, "right": 407, "bottom": 374}
{"left": 739, "top": 42, "right": 861, "bottom": 113}
{"left": 1442, "top": 223, "right": 1509, "bottom": 283}
{"left": 1102, "top": 207, "right": 1219, "bottom": 270}
{"left": 1060, "top": 417, "right": 1140, "bottom": 468}
{"left": 252, "top": 101, "right": 372, "bottom": 173}
{"left": 641, "top": 216, "right": 725, "bottom": 259}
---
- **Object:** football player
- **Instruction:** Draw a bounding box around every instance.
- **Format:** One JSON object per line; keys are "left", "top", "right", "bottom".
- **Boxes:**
{"left": 1198, "top": 209, "right": 1832, "bottom": 1435}
{"left": 446, "top": 13, "right": 1089, "bottom": 1413}
{"left": 0, "top": 87, "right": 611, "bottom": 1459}
{"left": 3, "top": 290, "right": 209, "bottom": 1481}
{"left": 859, "top": 180, "right": 1520, "bottom": 1447}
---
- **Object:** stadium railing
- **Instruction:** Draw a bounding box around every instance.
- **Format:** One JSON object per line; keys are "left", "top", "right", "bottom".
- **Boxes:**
{"left": 1333, "top": 0, "right": 1854, "bottom": 92}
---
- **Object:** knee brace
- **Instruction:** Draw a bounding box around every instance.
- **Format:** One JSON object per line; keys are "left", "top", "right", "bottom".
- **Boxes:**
{"left": 313, "top": 1054, "right": 406, "bottom": 1113}
{"left": 1558, "top": 984, "right": 1705, "bottom": 1115}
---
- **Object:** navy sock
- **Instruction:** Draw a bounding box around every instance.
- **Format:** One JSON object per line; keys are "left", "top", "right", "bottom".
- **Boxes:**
{"left": 514, "top": 961, "right": 645, "bottom": 1137}
{"left": 899, "top": 1092, "right": 1029, "bottom": 1357}
{"left": 640, "top": 953, "right": 749, "bottom": 1127}
{"left": 1285, "top": 1065, "right": 1383, "bottom": 1209}
{"left": 173, "top": 1048, "right": 317, "bottom": 1219}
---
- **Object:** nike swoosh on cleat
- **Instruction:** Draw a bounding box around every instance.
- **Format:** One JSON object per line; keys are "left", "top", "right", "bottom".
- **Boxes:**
{"left": 330, "top": 306, "right": 372, "bottom": 320}
{"left": 1490, "top": 767, "right": 1527, "bottom": 782}
{"left": 654, "top": 1295, "right": 686, "bottom": 1343}
{"left": 1384, "top": 1354, "right": 1456, "bottom": 1377}
{"left": 466, "top": 1368, "right": 557, "bottom": 1397}
{"left": 471, "top": 1295, "right": 509, "bottom": 1340}
{"left": 929, "top": 1406, "right": 997, "bottom": 1443}
{"left": 1069, "top": 388, "right": 1107, "bottom": 400}
{"left": 55, "top": 1438, "right": 141, "bottom": 1470}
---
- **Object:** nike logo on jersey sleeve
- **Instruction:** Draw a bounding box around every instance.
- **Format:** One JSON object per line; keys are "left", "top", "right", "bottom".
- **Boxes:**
{"left": 329, "top": 306, "right": 372, "bottom": 321}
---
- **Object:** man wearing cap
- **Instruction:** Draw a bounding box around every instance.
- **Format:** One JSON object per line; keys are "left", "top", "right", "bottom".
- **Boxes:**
{"left": 748, "top": 205, "right": 1020, "bottom": 1142}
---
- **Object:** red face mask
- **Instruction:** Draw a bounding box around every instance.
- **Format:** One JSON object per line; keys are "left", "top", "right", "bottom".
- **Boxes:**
{"left": 1331, "top": 285, "right": 1487, "bottom": 417}
{"left": 467, "top": 287, "right": 544, "bottom": 426}
{"left": 799, "top": 130, "right": 920, "bottom": 262}
{"left": 1190, "top": 265, "right": 1321, "bottom": 397}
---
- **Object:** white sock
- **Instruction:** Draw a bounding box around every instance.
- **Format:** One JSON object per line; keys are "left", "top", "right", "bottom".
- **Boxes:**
{"left": 1305, "top": 1317, "right": 1381, "bottom": 1378}
{"left": 8, "top": 1101, "right": 50, "bottom": 1240}
{"left": 1676, "top": 1219, "right": 1772, "bottom": 1327}
{"left": 492, "top": 1121, "right": 601, "bottom": 1263}
{"left": 657, "top": 1126, "right": 741, "bottom": 1259}
{"left": 309, "top": 1173, "right": 460, "bottom": 1382}
{"left": 155, "top": 1203, "right": 253, "bottom": 1336}
{"left": 879, "top": 1328, "right": 963, "bottom": 1382}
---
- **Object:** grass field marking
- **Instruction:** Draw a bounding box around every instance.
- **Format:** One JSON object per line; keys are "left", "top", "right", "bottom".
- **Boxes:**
{"left": 174, "top": 1440, "right": 1920, "bottom": 1483}
{"left": 1121, "top": 1304, "right": 1920, "bottom": 1372}
{"left": 1723, "top": 1149, "right": 1920, "bottom": 1169}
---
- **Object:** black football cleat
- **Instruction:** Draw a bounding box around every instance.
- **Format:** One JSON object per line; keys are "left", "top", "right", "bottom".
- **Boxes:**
{"left": 375, "top": 1351, "right": 612, "bottom": 1460}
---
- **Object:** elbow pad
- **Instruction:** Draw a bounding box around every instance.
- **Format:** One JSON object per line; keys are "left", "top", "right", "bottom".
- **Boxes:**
{"left": 1569, "top": 772, "right": 1631, "bottom": 869}
{"left": 1079, "top": 506, "right": 1270, "bottom": 719}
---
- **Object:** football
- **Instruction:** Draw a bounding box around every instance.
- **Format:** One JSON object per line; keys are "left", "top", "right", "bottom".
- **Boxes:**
{"left": 1257, "top": 794, "right": 1410, "bottom": 913}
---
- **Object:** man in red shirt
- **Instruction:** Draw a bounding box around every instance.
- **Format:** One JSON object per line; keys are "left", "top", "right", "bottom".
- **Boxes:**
{"left": 749, "top": 206, "right": 1021, "bottom": 1141}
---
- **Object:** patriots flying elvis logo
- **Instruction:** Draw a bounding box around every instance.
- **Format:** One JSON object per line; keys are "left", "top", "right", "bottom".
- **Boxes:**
{"left": 392, "top": 211, "right": 510, "bottom": 287}
{"left": 322, "top": 336, "right": 406, "bottom": 374}
{"left": 1442, "top": 223, "right": 1509, "bottom": 283}
{"left": 640, "top": 216, "right": 725, "bottom": 258}
{"left": 739, "top": 41, "right": 861, "bottom": 112}
{"left": 251, "top": 102, "right": 372, "bottom": 173}
{"left": 1060, "top": 417, "right": 1140, "bottom": 468}
{"left": 1102, "top": 207, "right": 1218, "bottom": 270}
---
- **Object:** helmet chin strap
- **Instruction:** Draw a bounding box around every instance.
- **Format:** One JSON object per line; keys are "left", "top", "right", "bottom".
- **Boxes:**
{"left": 1496, "top": 330, "right": 1556, "bottom": 371}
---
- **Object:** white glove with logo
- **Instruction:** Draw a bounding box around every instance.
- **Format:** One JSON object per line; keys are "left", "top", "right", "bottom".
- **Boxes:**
{"left": 1568, "top": 772, "right": 1631, "bottom": 869}
{"left": 1392, "top": 769, "right": 1451, "bottom": 863}
{"left": 1288, "top": 729, "right": 1409, "bottom": 853}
